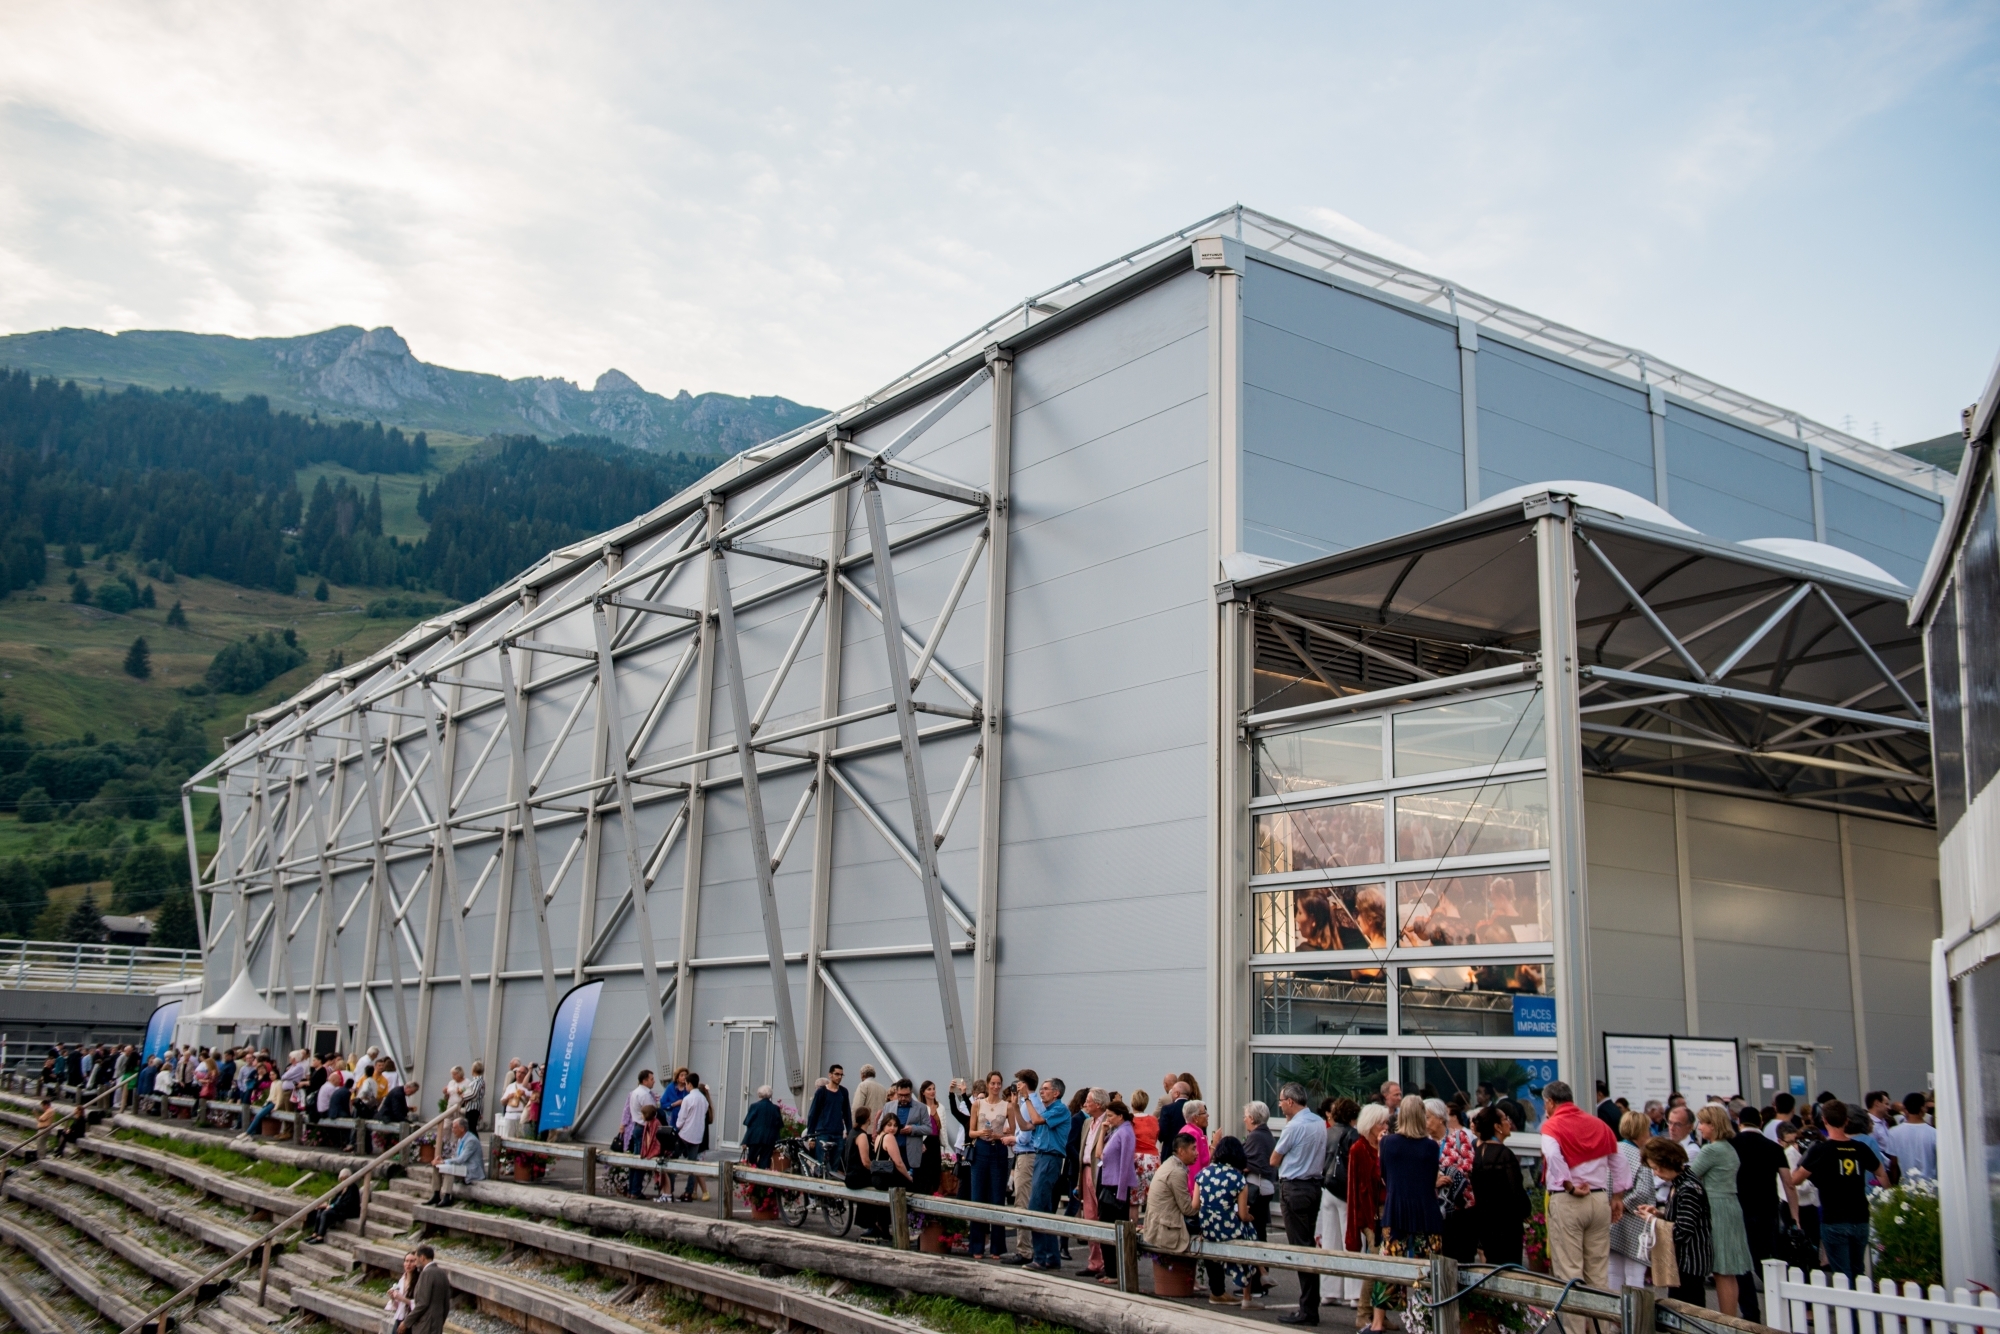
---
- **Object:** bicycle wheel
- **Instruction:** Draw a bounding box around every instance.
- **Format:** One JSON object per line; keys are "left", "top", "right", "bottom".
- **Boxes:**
{"left": 780, "top": 1188, "right": 809, "bottom": 1227}
{"left": 827, "top": 1196, "right": 854, "bottom": 1236}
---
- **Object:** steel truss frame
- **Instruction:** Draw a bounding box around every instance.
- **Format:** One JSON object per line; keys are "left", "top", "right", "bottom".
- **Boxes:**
{"left": 1242, "top": 515, "right": 1931, "bottom": 827}
{"left": 187, "top": 356, "right": 1015, "bottom": 1112}
{"left": 1235, "top": 493, "right": 1934, "bottom": 1086}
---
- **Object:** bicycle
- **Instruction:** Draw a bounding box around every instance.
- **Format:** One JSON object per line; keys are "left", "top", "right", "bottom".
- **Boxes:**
{"left": 773, "top": 1136, "right": 853, "bottom": 1236}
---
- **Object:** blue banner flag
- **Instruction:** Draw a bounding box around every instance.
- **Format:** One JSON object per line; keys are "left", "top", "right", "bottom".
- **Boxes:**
{"left": 537, "top": 980, "right": 603, "bottom": 1134}
{"left": 143, "top": 1000, "right": 183, "bottom": 1063}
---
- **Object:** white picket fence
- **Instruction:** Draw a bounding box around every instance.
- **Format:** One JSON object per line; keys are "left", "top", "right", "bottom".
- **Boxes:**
{"left": 1764, "top": 1260, "right": 1999, "bottom": 1334}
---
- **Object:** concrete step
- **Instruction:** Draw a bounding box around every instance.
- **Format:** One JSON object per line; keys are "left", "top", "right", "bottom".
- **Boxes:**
{"left": 216, "top": 1291, "right": 284, "bottom": 1326}
{"left": 193, "top": 1295, "right": 286, "bottom": 1334}
{"left": 275, "top": 1247, "right": 349, "bottom": 1283}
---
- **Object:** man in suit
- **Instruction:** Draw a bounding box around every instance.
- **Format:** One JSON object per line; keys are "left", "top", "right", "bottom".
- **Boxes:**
{"left": 398, "top": 1244, "right": 451, "bottom": 1334}
{"left": 1593, "top": 1081, "right": 1623, "bottom": 1137}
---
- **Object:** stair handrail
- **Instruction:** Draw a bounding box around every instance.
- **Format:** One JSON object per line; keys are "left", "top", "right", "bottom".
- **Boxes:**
{"left": 111, "top": 1106, "right": 455, "bottom": 1334}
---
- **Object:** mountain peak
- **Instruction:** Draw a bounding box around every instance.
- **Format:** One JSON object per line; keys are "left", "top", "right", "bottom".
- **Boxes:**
{"left": 593, "top": 368, "right": 644, "bottom": 394}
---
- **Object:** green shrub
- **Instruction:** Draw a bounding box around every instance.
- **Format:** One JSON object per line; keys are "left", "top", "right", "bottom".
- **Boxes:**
{"left": 1872, "top": 1178, "right": 1941, "bottom": 1288}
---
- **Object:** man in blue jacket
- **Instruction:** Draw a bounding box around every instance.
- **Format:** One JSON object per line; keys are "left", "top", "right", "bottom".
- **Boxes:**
{"left": 742, "top": 1085, "right": 784, "bottom": 1168}
{"left": 804, "top": 1065, "right": 851, "bottom": 1167}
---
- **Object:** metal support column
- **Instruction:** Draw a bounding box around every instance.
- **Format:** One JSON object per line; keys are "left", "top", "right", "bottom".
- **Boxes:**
{"left": 673, "top": 499, "right": 725, "bottom": 1069}
{"left": 574, "top": 550, "right": 619, "bottom": 985}
{"left": 1648, "top": 384, "right": 1670, "bottom": 510}
{"left": 710, "top": 551, "right": 807, "bottom": 1099}
{"left": 423, "top": 660, "right": 484, "bottom": 1076}
{"left": 1534, "top": 495, "right": 1595, "bottom": 1088}
{"left": 594, "top": 598, "right": 674, "bottom": 1080}
{"left": 861, "top": 473, "right": 971, "bottom": 1083}
{"left": 804, "top": 436, "right": 850, "bottom": 1081}
{"left": 1673, "top": 787, "right": 1699, "bottom": 1036}
{"left": 972, "top": 355, "right": 1010, "bottom": 1074}
{"left": 498, "top": 642, "right": 560, "bottom": 1021}
{"left": 1838, "top": 814, "right": 1870, "bottom": 1092}
{"left": 1201, "top": 236, "right": 1246, "bottom": 1105}
{"left": 1458, "top": 315, "right": 1481, "bottom": 507}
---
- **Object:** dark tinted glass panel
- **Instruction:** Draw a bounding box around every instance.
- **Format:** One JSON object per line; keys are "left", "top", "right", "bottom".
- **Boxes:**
{"left": 1255, "top": 970, "right": 1390, "bottom": 1037}
{"left": 1255, "top": 800, "right": 1385, "bottom": 874}
{"left": 1397, "top": 962, "right": 1553, "bottom": 1037}
{"left": 1394, "top": 779, "right": 1548, "bottom": 862}
{"left": 1253, "top": 1051, "right": 1391, "bottom": 1113}
{"left": 1255, "top": 716, "right": 1383, "bottom": 796}
{"left": 1931, "top": 579, "right": 1967, "bottom": 834}
{"left": 1397, "top": 871, "right": 1551, "bottom": 947}
{"left": 1966, "top": 481, "right": 2000, "bottom": 800}
{"left": 1392, "top": 690, "right": 1545, "bottom": 777}
{"left": 1255, "top": 884, "right": 1391, "bottom": 954}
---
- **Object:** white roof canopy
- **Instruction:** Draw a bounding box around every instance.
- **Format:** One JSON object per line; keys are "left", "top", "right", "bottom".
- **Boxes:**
{"left": 190, "top": 969, "right": 296, "bottom": 1026}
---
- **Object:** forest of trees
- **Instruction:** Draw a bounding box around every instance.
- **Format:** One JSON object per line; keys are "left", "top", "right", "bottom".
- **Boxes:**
{"left": 0, "top": 373, "right": 723, "bottom": 604}
{"left": 412, "top": 434, "right": 712, "bottom": 599}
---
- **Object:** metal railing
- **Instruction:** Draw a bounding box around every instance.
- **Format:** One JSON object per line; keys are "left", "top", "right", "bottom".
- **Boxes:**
{"left": 0, "top": 939, "right": 200, "bottom": 993}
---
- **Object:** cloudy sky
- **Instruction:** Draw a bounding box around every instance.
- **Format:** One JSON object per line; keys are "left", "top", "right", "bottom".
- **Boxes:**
{"left": 1, "top": 2, "right": 1995, "bottom": 445}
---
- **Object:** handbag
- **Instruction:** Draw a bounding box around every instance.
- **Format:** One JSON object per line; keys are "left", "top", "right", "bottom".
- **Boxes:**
{"left": 1775, "top": 1218, "right": 1817, "bottom": 1271}
{"left": 1650, "top": 1217, "right": 1680, "bottom": 1290}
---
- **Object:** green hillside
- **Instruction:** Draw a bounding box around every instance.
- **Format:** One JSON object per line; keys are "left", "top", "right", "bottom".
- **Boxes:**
{"left": 1896, "top": 432, "right": 1964, "bottom": 474}
{"left": 0, "top": 325, "right": 825, "bottom": 456}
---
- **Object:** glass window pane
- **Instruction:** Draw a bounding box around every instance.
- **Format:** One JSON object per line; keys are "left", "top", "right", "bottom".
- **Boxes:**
{"left": 1396, "top": 871, "right": 1551, "bottom": 947}
{"left": 1393, "top": 690, "right": 1545, "bottom": 777}
{"left": 1255, "top": 800, "right": 1385, "bottom": 875}
{"left": 1255, "top": 969, "right": 1389, "bottom": 1036}
{"left": 1398, "top": 1057, "right": 1561, "bottom": 1133}
{"left": 1255, "top": 884, "right": 1391, "bottom": 954}
{"left": 1255, "top": 717, "right": 1383, "bottom": 796}
{"left": 1397, "top": 962, "right": 1555, "bottom": 1037}
{"left": 1394, "top": 779, "right": 1548, "bottom": 862}
{"left": 1253, "top": 1052, "right": 1389, "bottom": 1112}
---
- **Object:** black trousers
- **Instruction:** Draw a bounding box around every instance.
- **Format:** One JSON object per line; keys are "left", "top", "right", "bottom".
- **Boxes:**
{"left": 1738, "top": 1213, "right": 1778, "bottom": 1324}
{"left": 1097, "top": 1192, "right": 1129, "bottom": 1282}
{"left": 1281, "top": 1181, "right": 1322, "bottom": 1315}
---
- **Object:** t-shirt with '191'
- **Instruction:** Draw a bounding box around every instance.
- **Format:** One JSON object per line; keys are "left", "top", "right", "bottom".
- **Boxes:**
{"left": 1799, "top": 1139, "right": 1879, "bottom": 1225}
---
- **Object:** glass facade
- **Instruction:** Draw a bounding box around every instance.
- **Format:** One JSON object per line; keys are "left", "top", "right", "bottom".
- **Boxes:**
{"left": 1248, "top": 686, "right": 1559, "bottom": 1107}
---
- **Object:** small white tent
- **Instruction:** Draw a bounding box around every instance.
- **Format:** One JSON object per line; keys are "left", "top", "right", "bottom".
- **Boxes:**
{"left": 190, "top": 970, "right": 296, "bottom": 1028}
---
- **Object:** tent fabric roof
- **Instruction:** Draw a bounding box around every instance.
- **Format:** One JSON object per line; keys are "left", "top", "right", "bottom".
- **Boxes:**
{"left": 191, "top": 969, "right": 295, "bottom": 1026}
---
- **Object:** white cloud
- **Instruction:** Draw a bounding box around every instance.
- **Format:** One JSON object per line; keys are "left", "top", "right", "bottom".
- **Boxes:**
{"left": 0, "top": 1, "right": 1992, "bottom": 443}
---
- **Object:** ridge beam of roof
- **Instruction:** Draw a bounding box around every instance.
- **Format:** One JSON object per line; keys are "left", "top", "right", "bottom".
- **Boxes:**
{"left": 1580, "top": 665, "right": 1929, "bottom": 734}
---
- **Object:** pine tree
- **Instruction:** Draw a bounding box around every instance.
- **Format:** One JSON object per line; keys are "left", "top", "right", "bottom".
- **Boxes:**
{"left": 151, "top": 890, "right": 198, "bottom": 950}
{"left": 165, "top": 600, "right": 187, "bottom": 629}
{"left": 63, "top": 887, "right": 104, "bottom": 943}
{"left": 313, "top": 578, "right": 329, "bottom": 602}
{"left": 364, "top": 480, "right": 384, "bottom": 536}
{"left": 140, "top": 582, "right": 156, "bottom": 608}
{"left": 62, "top": 541, "right": 83, "bottom": 569}
{"left": 123, "top": 636, "right": 151, "bottom": 679}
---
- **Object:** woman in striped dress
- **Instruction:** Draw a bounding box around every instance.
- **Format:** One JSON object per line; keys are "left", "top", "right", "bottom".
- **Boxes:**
{"left": 1641, "top": 1139, "right": 1712, "bottom": 1309}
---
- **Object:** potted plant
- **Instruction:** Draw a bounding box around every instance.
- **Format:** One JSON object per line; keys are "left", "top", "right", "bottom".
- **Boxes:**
{"left": 1152, "top": 1253, "right": 1197, "bottom": 1296}
{"left": 739, "top": 1175, "right": 782, "bottom": 1221}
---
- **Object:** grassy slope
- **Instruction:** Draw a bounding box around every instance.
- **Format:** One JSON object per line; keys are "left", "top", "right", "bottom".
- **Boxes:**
{"left": 0, "top": 547, "right": 443, "bottom": 909}
{"left": 0, "top": 549, "right": 433, "bottom": 752}
{"left": 294, "top": 430, "right": 489, "bottom": 540}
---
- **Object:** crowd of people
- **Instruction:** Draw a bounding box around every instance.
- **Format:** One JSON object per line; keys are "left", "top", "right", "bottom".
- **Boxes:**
{"left": 687, "top": 1063, "right": 1941, "bottom": 1323}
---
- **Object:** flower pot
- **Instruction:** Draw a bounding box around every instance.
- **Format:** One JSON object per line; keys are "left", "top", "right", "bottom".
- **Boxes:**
{"left": 513, "top": 1156, "right": 537, "bottom": 1182}
{"left": 1464, "top": 1309, "right": 1504, "bottom": 1334}
{"left": 919, "top": 1219, "right": 947, "bottom": 1254}
{"left": 261, "top": 1117, "right": 283, "bottom": 1138}
{"left": 771, "top": 1149, "right": 791, "bottom": 1174}
{"left": 749, "top": 1200, "right": 780, "bottom": 1221}
{"left": 1153, "top": 1255, "right": 1197, "bottom": 1297}
{"left": 418, "top": 1144, "right": 437, "bottom": 1164}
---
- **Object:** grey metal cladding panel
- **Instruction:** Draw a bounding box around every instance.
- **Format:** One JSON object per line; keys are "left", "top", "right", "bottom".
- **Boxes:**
{"left": 1820, "top": 463, "right": 1941, "bottom": 587}
{"left": 1684, "top": 795, "right": 1840, "bottom": 895}
{"left": 1243, "top": 317, "right": 1463, "bottom": 444}
{"left": 1692, "top": 878, "right": 1849, "bottom": 954}
{"left": 1853, "top": 898, "right": 1940, "bottom": 963}
{"left": 1011, "top": 269, "right": 1210, "bottom": 418}
{"left": 1242, "top": 392, "right": 1462, "bottom": 560}
{"left": 1004, "top": 659, "right": 1207, "bottom": 782}
{"left": 1586, "top": 865, "right": 1682, "bottom": 937}
{"left": 1008, "top": 350, "right": 1207, "bottom": 501}
{"left": 1244, "top": 258, "right": 1458, "bottom": 391}
{"left": 1664, "top": 407, "right": 1814, "bottom": 541}
{"left": 1240, "top": 271, "right": 1463, "bottom": 561}
{"left": 1004, "top": 514, "right": 1208, "bottom": 661}
{"left": 995, "top": 817, "right": 1209, "bottom": 921}
{"left": 997, "top": 743, "right": 1206, "bottom": 862}
{"left": 1476, "top": 342, "right": 1654, "bottom": 496}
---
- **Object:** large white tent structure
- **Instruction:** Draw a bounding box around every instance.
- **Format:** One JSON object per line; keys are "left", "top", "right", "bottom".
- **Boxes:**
{"left": 182, "top": 209, "right": 1950, "bottom": 1142}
